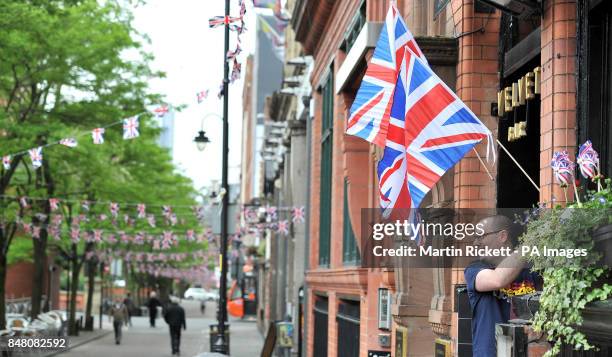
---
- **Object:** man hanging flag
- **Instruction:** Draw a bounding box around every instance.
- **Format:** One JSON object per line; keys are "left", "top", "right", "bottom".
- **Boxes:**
{"left": 29, "top": 147, "right": 43, "bottom": 169}
{"left": 59, "top": 138, "right": 78, "bottom": 147}
{"left": 376, "top": 46, "right": 493, "bottom": 217}
{"left": 92, "top": 128, "right": 105, "bottom": 144}
{"left": 291, "top": 206, "right": 305, "bottom": 223}
{"left": 154, "top": 105, "right": 170, "bottom": 117}
{"left": 197, "top": 90, "right": 209, "bottom": 103}
{"left": 2, "top": 155, "right": 11, "bottom": 170}
{"left": 123, "top": 116, "right": 140, "bottom": 139}
{"left": 346, "top": 1, "right": 426, "bottom": 147}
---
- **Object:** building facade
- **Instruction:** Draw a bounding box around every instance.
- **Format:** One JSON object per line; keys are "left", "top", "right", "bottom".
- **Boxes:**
{"left": 283, "top": 0, "right": 612, "bottom": 356}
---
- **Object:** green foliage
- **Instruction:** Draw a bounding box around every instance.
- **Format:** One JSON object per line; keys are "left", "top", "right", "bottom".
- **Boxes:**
{"left": 0, "top": 0, "right": 208, "bottom": 309}
{"left": 520, "top": 180, "right": 612, "bottom": 356}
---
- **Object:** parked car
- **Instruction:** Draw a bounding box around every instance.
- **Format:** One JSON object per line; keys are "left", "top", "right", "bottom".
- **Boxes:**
{"left": 184, "top": 287, "right": 218, "bottom": 301}
{"left": 184, "top": 287, "right": 207, "bottom": 300}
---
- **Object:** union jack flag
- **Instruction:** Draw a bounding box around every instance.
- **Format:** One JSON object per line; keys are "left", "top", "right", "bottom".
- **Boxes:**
{"left": 92, "top": 128, "right": 105, "bottom": 144}
{"left": 577, "top": 140, "right": 599, "bottom": 180}
{"left": 209, "top": 15, "right": 241, "bottom": 28}
{"left": 137, "top": 203, "right": 146, "bottom": 219}
{"left": 123, "top": 116, "right": 139, "bottom": 139}
{"left": 93, "top": 229, "right": 103, "bottom": 243}
{"left": 227, "top": 43, "right": 242, "bottom": 61}
{"left": 59, "top": 138, "right": 78, "bottom": 147}
{"left": 154, "top": 105, "right": 169, "bottom": 117}
{"left": 29, "top": 147, "right": 43, "bottom": 169}
{"left": 229, "top": 22, "right": 246, "bottom": 35}
{"left": 266, "top": 206, "right": 277, "bottom": 220}
{"left": 230, "top": 59, "right": 242, "bottom": 83}
{"left": 197, "top": 90, "right": 209, "bottom": 103}
{"left": 346, "top": 2, "right": 426, "bottom": 147}
{"left": 49, "top": 198, "right": 60, "bottom": 211}
{"left": 291, "top": 206, "right": 305, "bottom": 223}
{"left": 277, "top": 220, "right": 289, "bottom": 235}
{"left": 2, "top": 155, "right": 10, "bottom": 170}
{"left": 32, "top": 226, "right": 41, "bottom": 239}
{"left": 110, "top": 202, "right": 119, "bottom": 217}
{"left": 70, "top": 228, "right": 80, "bottom": 243}
{"left": 377, "top": 47, "right": 493, "bottom": 216}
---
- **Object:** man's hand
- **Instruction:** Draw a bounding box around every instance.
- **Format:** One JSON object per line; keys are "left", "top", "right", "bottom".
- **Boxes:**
{"left": 475, "top": 251, "right": 526, "bottom": 292}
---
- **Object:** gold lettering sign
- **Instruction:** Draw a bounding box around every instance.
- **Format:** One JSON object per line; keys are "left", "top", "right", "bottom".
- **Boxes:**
{"left": 517, "top": 121, "right": 527, "bottom": 138}
{"left": 504, "top": 87, "right": 512, "bottom": 112}
{"left": 518, "top": 77, "right": 526, "bottom": 105}
{"left": 525, "top": 71, "right": 535, "bottom": 99}
{"left": 512, "top": 82, "right": 519, "bottom": 108}
{"left": 508, "top": 127, "right": 515, "bottom": 142}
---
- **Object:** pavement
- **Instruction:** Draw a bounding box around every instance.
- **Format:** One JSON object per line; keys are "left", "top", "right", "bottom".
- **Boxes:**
{"left": 49, "top": 300, "right": 263, "bottom": 357}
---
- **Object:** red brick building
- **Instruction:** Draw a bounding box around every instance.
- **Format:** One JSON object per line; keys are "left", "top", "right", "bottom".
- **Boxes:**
{"left": 287, "top": 0, "right": 612, "bottom": 356}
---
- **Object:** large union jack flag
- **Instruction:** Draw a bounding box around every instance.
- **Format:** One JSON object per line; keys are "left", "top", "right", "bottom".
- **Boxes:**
{"left": 378, "top": 47, "right": 493, "bottom": 215}
{"left": 346, "top": 2, "right": 426, "bottom": 147}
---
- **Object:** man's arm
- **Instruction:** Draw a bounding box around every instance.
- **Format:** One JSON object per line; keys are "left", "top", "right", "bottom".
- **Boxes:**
{"left": 475, "top": 252, "right": 526, "bottom": 292}
{"left": 181, "top": 308, "right": 186, "bottom": 330}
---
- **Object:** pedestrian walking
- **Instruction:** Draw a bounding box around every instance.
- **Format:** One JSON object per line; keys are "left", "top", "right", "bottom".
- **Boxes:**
{"left": 163, "top": 296, "right": 186, "bottom": 356}
{"left": 147, "top": 291, "right": 162, "bottom": 327}
{"left": 108, "top": 299, "right": 128, "bottom": 345}
{"left": 123, "top": 292, "right": 134, "bottom": 327}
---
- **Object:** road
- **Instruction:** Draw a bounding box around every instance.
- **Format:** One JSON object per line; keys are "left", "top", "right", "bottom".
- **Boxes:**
{"left": 54, "top": 300, "right": 262, "bottom": 357}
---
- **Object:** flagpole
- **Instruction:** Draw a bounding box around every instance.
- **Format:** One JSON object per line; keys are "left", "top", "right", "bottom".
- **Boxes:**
{"left": 496, "top": 139, "right": 541, "bottom": 192}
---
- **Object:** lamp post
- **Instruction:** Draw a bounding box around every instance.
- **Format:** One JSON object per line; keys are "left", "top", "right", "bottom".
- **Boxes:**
{"left": 194, "top": 0, "right": 231, "bottom": 349}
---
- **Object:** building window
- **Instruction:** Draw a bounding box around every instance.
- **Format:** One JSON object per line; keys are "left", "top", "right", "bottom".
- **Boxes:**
{"left": 342, "top": 1, "right": 366, "bottom": 53}
{"left": 579, "top": 0, "right": 612, "bottom": 176}
{"left": 337, "top": 299, "right": 360, "bottom": 357}
{"left": 319, "top": 70, "right": 334, "bottom": 267}
{"left": 313, "top": 297, "right": 329, "bottom": 357}
{"left": 342, "top": 178, "right": 360, "bottom": 265}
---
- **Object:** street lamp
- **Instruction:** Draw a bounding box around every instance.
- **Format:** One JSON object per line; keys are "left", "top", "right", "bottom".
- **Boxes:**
{"left": 194, "top": 130, "right": 211, "bottom": 152}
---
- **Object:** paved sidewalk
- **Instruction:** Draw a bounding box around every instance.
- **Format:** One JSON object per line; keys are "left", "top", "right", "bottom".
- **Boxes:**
{"left": 49, "top": 300, "right": 263, "bottom": 357}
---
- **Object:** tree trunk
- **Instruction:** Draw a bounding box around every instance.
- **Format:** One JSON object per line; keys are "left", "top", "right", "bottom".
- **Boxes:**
{"left": 0, "top": 252, "right": 7, "bottom": 330}
{"left": 68, "top": 254, "right": 82, "bottom": 336}
{"left": 85, "top": 261, "right": 95, "bottom": 323}
{"left": 30, "top": 234, "right": 48, "bottom": 319}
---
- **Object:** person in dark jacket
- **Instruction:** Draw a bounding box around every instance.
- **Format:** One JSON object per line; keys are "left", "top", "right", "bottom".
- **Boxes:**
{"left": 147, "top": 291, "right": 162, "bottom": 327}
{"left": 108, "top": 299, "right": 128, "bottom": 345}
{"left": 123, "top": 293, "right": 134, "bottom": 327}
{"left": 163, "top": 296, "right": 186, "bottom": 356}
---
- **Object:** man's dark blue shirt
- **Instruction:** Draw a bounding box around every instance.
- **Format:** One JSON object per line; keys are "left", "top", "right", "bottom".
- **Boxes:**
{"left": 465, "top": 261, "right": 541, "bottom": 356}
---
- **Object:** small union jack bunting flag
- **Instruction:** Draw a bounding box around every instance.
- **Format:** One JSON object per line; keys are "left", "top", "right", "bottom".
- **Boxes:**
{"left": 239, "top": 0, "right": 247, "bottom": 17}
{"left": 230, "top": 59, "right": 242, "bottom": 83}
{"left": 229, "top": 22, "right": 246, "bottom": 35}
{"left": 137, "top": 203, "right": 146, "bottom": 219}
{"left": 266, "top": 206, "right": 277, "bottom": 220}
{"left": 110, "top": 202, "right": 119, "bottom": 218}
{"left": 70, "top": 228, "right": 80, "bottom": 243}
{"left": 292, "top": 206, "right": 305, "bottom": 223}
{"left": 147, "top": 214, "right": 156, "bottom": 228}
{"left": 197, "top": 90, "right": 209, "bottom": 103}
{"left": 123, "top": 116, "right": 139, "bottom": 139}
{"left": 29, "top": 147, "right": 43, "bottom": 169}
{"left": 209, "top": 15, "right": 242, "bottom": 28}
{"left": 154, "top": 105, "right": 169, "bottom": 117}
{"left": 59, "top": 138, "right": 78, "bottom": 147}
{"left": 2, "top": 155, "right": 11, "bottom": 170}
{"left": 92, "top": 128, "right": 105, "bottom": 144}
{"left": 227, "top": 43, "right": 242, "bottom": 61}
{"left": 32, "top": 226, "right": 41, "bottom": 240}
{"left": 49, "top": 198, "right": 60, "bottom": 211}
{"left": 277, "top": 220, "right": 289, "bottom": 235}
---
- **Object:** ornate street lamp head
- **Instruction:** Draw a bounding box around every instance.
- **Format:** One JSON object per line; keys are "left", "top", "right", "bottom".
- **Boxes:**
{"left": 194, "top": 130, "right": 211, "bottom": 152}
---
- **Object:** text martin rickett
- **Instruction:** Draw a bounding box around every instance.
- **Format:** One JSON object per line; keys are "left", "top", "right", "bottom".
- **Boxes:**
{"left": 372, "top": 245, "right": 514, "bottom": 257}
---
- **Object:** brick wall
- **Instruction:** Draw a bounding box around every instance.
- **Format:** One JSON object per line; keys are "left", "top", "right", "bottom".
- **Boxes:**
{"left": 540, "top": 0, "right": 577, "bottom": 204}
{"left": 451, "top": 0, "right": 500, "bottom": 210}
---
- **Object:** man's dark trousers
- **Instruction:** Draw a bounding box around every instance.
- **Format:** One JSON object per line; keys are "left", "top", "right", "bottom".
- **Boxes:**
{"left": 149, "top": 309, "right": 157, "bottom": 327}
{"left": 169, "top": 324, "right": 181, "bottom": 354}
{"left": 113, "top": 321, "right": 123, "bottom": 343}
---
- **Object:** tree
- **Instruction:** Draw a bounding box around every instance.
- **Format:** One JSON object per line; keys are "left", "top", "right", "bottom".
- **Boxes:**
{"left": 0, "top": 0, "right": 163, "bottom": 324}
